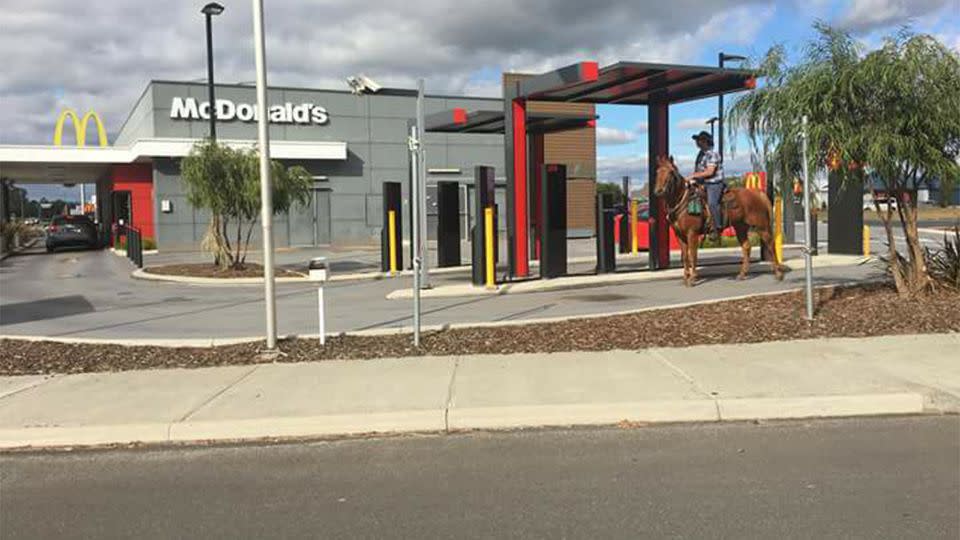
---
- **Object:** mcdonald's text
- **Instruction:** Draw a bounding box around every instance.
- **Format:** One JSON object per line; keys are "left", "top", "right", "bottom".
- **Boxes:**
{"left": 169, "top": 97, "right": 329, "bottom": 125}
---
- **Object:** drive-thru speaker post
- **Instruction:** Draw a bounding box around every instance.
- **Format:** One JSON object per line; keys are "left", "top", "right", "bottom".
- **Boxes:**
{"left": 308, "top": 257, "right": 329, "bottom": 345}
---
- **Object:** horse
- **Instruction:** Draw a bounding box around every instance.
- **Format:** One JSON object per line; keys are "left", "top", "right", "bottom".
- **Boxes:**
{"left": 653, "top": 155, "right": 784, "bottom": 286}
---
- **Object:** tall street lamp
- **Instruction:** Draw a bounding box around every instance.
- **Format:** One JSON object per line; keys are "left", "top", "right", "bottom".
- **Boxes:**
{"left": 718, "top": 52, "right": 746, "bottom": 164}
{"left": 706, "top": 116, "right": 719, "bottom": 140}
{"left": 201, "top": 2, "right": 225, "bottom": 141}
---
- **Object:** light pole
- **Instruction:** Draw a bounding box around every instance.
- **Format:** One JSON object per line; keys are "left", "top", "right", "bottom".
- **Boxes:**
{"left": 706, "top": 116, "right": 719, "bottom": 140}
{"left": 201, "top": 2, "right": 225, "bottom": 141}
{"left": 718, "top": 52, "right": 746, "bottom": 164}
{"left": 801, "top": 115, "right": 814, "bottom": 320}
{"left": 348, "top": 75, "right": 428, "bottom": 346}
{"left": 251, "top": 0, "right": 278, "bottom": 353}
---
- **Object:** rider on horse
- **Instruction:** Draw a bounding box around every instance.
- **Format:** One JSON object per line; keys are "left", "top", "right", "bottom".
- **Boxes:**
{"left": 684, "top": 131, "right": 724, "bottom": 240}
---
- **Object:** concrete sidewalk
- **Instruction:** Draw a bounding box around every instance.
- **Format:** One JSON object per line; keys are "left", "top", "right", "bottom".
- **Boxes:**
{"left": 1, "top": 334, "right": 956, "bottom": 449}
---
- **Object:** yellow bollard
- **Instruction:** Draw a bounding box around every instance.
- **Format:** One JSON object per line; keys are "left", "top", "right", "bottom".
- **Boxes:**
{"left": 630, "top": 199, "right": 639, "bottom": 255}
{"left": 774, "top": 195, "right": 784, "bottom": 264}
{"left": 387, "top": 210, "right": 397, "bottom": 274}
{"left": 484, "top": 207, "right": 495, "bottom": 289}
{"left": 863, "top": 225, "right": 870, "bottom": 257}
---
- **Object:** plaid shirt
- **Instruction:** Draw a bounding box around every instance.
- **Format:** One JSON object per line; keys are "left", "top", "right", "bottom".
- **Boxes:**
{"left": 695, "top": 149, "right": 724, "bottom": 183}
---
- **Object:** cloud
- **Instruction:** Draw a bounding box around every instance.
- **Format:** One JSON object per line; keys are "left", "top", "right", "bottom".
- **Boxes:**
{"left": 836, "top": 0, "right": 955, "bottom": 33}
{"left": 676, "top": 118, "right": 713, "bottom": 130}
{"left": 0, "top": 0, "right": 771, "bottom": 144}
{"left": 596, "top": 127, "right": 638, "bottom": 145}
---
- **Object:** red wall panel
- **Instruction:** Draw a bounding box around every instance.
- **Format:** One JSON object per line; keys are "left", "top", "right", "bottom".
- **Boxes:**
{"left": 111, "top": 164, "right": 155, "bottom": 240}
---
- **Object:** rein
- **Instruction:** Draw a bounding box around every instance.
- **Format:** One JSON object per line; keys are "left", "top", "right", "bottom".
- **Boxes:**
{"left": 663, "top": 167, "right": 693, "bottom": 221}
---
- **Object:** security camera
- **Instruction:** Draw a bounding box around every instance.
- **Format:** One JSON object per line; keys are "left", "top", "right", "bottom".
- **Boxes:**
{"left": 346, "top": 74, "right": 382, "bottom": 95}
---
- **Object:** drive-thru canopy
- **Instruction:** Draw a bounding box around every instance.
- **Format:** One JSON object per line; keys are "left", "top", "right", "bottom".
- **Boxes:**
{"left": 427, "top": 60, "right": 756, "bottom": 277}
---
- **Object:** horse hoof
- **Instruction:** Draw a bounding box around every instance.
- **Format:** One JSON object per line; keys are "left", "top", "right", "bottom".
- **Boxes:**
{"left": 775, "top": 272, "right": 784, "bottom": 282}
{"left": 737, "top": 273, "right": 748, "bottom": 281}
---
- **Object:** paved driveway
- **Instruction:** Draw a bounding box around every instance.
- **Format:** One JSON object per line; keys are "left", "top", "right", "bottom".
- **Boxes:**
{"left": 1, "top": 242, "right": 883, "bottom": 341}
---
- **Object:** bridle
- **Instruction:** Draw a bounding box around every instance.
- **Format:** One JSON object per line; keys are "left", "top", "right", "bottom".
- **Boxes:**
{"left": 659, "top": 164, "right": 693, "bottom": 221}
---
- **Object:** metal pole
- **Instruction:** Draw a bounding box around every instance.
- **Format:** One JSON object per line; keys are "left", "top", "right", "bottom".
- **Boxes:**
{"left": 718, "top": 53, "right": 724, "bottom": 163}
{"left": 409, "top": 124, "right": 422, "bottom": 347}
{"left": 416, "top": 79, "right": 430, "bottom": 289}
{"left": 801, "top": 115, "right": 814, "bottom": 320}
{"left": 317, "top": 286, "right": 326, "bottom": 345}
{"left": 252, "top": 0, "right": 277, "bottom": 350}
{"left": 205, "top": 12, "right": 217, "bottom": 141}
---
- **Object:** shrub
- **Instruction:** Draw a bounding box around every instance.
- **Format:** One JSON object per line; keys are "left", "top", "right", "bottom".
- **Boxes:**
{"left": 927, "top": 226, "right": 960, "bottom": 290}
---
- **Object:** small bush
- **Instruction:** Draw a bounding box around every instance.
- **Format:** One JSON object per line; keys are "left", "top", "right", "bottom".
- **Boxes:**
{"left": 927, "top": 226, "right": 960, "bottom": 290}
{"left": 143, "top": 237, "right": 157, "bottom": 250}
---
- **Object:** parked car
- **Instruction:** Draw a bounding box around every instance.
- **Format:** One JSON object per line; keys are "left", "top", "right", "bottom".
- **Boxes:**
{"left": 46, "top": 215, "right": 99, "bottom": 252}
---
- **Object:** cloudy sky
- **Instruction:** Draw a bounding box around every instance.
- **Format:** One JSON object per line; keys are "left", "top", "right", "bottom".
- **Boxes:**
{"left": 2, "top": 0, "right": 958, "bottom": 199}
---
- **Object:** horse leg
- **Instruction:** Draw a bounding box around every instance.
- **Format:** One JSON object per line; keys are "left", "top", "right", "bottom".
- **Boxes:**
{"left": 734, "top": 222, "right": 751, "bottom": 280}
{"left": 687, "top": 229, "right": 700, "bottom": 285}
{"left": 758, "top": 226, "right": 785, "bottom": 281}
{"left": 677, "top": 228, "right": 690, "bottom": 286}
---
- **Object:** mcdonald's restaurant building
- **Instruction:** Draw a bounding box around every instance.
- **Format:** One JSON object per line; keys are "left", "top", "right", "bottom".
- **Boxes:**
{"left": 0, "top": 80, "right": 597, "bottom": 251}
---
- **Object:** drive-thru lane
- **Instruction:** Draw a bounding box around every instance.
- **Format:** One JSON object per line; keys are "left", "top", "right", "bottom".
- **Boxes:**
{"left": 1, "top": 244, "right": 882, "bottom": 341}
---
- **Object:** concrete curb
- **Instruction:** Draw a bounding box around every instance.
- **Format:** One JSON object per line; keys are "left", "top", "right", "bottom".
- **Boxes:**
{"left": 0, "top": 392, "right": 925, "bottom": 450}
{"left": 0, "top": 280, "right": 882, "bottom": 347}
{"left": 131, "top": 268, "right": 312, "bottom": 285}
{"left": 387, "top": 255, "right": 874, "bottom": 300}
{"left": 127, "top": 245, "right": 807, "bottom": 287}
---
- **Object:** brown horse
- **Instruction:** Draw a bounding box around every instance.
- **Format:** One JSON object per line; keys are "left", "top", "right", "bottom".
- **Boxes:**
{"left": 653, "top": 156, "right": 784, "bottom": 286}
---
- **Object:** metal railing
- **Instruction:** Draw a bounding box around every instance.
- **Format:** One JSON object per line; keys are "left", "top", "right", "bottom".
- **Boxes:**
{"left": 116, "top": 224, "right": 143, "bottom": 268}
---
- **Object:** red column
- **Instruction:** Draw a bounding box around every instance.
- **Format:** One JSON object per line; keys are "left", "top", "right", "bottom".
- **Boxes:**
{"left": 530, "top": 131, "right": 544, "bottom": 260}
{"left": 111, "top": 164, "right": 155, "bottom": 240}
{"left": 512, "top": 98, "right": 529, "bottom": 277}
{"left": 648, "top": 101, "right": 670, "bottom": 270}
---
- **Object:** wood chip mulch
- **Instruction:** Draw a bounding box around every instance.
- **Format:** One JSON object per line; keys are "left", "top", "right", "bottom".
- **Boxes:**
{"left": 2, "top": 283, "right": 957, "bottom": 376}
{"left": 144, "top": 263, "right": 303, "bottom": 279}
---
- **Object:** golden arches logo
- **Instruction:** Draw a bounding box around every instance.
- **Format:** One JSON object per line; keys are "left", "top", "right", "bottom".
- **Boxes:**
{"left": 743, "top": 171, "right": 766, "bottom": 191}
{"left": 53, "top": 108, "right": 108, "bottom": 147}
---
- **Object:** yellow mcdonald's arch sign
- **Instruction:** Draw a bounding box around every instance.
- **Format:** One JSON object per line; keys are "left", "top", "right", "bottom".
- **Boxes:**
{"left": 743, "top": 171, "right": 767, "bottom": 192}
{"left": 53, "top": 108, "right": 108, "bottom": 147}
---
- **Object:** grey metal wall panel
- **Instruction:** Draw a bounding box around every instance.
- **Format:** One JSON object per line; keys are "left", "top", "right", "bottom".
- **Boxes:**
{"left": 368, "top": 95, "right": 417, "bottom": 118}
{"left": 369, "top": 143, "right": 408, "bottom": 169}
{"left": 143, "top": 81, "right": 515, "bottom": 249}
{"left": 114, "top": 88, "right": 154, "bottom": 145}
{"left": 368, "top": 118, "right": 409, "bottom": 143}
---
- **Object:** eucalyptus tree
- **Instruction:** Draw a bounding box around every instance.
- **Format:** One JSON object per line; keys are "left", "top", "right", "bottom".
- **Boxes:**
{"left": 181, "top": 139, "right": 313, "bottom": 269}
{"left": 728, "top": 23, "right": 960, "bottom": 296}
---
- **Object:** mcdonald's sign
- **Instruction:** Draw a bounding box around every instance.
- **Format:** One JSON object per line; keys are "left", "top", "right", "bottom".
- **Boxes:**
{"left": 54, "top": 108, "right": 108, "bottom": 147}
{"left": 743, "top": 171, "right": 767, "bottom": 191}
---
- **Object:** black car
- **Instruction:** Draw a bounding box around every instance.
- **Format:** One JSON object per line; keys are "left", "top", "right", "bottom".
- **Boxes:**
{"left": 46, "top": 215, "right": 99, "bottom": 252}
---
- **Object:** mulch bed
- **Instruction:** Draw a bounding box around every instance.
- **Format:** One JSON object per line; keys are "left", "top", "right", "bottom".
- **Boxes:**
{"left": 144, "top": 263, "right": 303, "bottom": 279}
{"left": 2, "top": 283, "right": 958, "bottom": 376}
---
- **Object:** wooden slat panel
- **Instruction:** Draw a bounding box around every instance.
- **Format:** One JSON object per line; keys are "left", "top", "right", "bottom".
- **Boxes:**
{"left": 506, "top": 72, "right": 597, "bottom": 233}
{"left": 567, "top": 178, "right": 596, "bottom": 232}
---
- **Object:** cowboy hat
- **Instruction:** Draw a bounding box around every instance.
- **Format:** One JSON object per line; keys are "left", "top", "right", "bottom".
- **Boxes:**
{"left": 691, "top": 130, "right": 714, "bottom": 143}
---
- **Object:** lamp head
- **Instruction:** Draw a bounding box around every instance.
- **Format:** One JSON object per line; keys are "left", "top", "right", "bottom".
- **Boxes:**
{"left": 720, "top": 53, "right": 747, "bottom": 63}
{"left": 202, "top": 2, "right": 225, "bottom": 16}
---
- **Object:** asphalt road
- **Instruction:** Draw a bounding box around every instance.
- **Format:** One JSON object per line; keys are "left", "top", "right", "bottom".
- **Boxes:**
{"left": 1, "top": 416, "right": 957, "bottom": 539}
{"left": 0, "top": 230, "right": 883, "bottom": 340}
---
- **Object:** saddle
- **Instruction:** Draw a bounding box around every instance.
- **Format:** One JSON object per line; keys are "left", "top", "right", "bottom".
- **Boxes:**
{"left": 684, "top": 184, "right": 738, "bottom": 235}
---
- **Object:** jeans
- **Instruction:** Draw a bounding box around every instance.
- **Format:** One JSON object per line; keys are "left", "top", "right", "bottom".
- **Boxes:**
{"left": 704, "top": 181, "right": 725, "bottom": 232}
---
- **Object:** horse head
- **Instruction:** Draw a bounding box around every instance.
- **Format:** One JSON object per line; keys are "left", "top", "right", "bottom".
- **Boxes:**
{"left": 653, "top": 155, "right": 681, "bottom": 197}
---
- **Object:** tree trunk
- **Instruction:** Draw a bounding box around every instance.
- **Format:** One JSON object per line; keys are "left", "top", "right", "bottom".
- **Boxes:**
{"left": 898, "top": 191, "right": 931, "bottom": 295}
{"left": 241, "top": 221, "right": 257, "bottom": 265}
{"left": 872, "top": 188, "right": 908, "bottom": 296}
{"left": 233, "top": 218, "right": 243, "bottom": 269}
